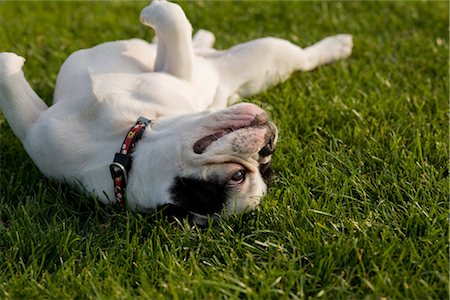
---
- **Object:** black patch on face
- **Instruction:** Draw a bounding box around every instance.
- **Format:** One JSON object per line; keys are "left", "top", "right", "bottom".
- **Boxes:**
{"left": 259, "top": 162, "right": 274, "bottom": 186}
{"left": 169, "top": 177, "right": 228, "bottom": 215}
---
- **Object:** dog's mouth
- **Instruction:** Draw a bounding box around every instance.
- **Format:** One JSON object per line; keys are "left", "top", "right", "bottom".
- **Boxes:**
{"left": 193, "top": 127, "right": 239, "bottom": 154}
{"left": 193, "top": 113, "right": 277, "bottom": 156}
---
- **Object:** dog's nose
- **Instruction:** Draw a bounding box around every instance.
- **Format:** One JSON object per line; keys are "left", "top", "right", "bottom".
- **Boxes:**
{"left": 259, "top": 136, "right": 276, "bottom": 157}
{"left": 259, "top": 122, "right": 277, "bottom": 157}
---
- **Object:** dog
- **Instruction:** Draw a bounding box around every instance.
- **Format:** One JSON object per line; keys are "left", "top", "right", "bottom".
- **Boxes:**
{"left": 0, "top": 1, "right": 352, "bottom": 222}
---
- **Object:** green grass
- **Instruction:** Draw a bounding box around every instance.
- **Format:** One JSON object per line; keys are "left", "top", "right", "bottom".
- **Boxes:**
{"left": 0, "top": 1, "right": 448, "bottom": 299}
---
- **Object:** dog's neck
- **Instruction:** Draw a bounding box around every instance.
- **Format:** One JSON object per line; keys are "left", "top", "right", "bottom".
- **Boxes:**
{"left": 123, "top": 131, "right": 181, "bottom": 211}
{"left": 109, "top": 117, "right": 152, "bottom": 207}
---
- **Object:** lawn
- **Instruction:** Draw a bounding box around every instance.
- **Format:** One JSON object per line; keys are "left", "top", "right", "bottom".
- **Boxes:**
{"left": 0, "top": 1, "right": 448, "bottom": 299}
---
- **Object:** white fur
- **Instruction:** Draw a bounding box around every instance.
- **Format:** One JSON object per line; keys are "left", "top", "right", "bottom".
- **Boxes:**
{"left": 0, "top": 0, "right": 352, "bottom": 215}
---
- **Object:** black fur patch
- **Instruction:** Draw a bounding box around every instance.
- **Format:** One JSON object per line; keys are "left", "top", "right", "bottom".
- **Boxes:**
{"left": 169, "top": 177, "right": 228, "bottom": 215}
{"left": 259, "top": 162, "right": 274, "bottom": 186}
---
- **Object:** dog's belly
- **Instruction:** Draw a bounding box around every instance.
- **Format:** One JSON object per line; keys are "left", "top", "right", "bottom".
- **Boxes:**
{"left": 53, "top": 39, "right": 156, "bottom": 104}
{"left": 53, "top": 39, "right": 220, "bottom": 117}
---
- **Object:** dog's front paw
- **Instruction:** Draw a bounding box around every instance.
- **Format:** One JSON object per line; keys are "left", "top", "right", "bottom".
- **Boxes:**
{"left": 140, "top": 0, "right": 187, "bottom": 30}
{"left": 0, "top": 53, "right": 25, "bottom": 77}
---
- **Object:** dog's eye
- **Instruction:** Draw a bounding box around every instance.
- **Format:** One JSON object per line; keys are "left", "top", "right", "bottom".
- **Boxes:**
{"left": 229, "top": 170, "right": 246, "bottom": 185}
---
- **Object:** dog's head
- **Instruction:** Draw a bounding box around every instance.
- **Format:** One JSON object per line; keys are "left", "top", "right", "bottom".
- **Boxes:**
{"left": 129, "top": 103, "right": 277, "bottom": 221}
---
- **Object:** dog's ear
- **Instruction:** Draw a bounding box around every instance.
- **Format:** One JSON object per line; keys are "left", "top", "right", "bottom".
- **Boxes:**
{"left": 170, "top": 177, "right": 227, "bottom": 215}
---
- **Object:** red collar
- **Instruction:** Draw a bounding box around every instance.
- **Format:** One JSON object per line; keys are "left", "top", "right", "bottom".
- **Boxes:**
{"left": 109, "top": 117, "right": 151, "bottom": 207}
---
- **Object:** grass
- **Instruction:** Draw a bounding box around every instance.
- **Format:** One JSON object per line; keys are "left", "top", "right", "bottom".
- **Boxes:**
{"left": 0, "top": 1, "right": 448, "bottom": 299}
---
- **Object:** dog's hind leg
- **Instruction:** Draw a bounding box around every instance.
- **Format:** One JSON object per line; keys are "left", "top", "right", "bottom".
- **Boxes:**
{"left": 0, "top": 53, "right": 48, "bottom": 141}
{"left": 212, "top": 35, "right": 352, "bottom": 105}
{"left": 140, "top": 1, "right": 194, "bottom": 81}
{"left": 297, "top": 34, "right": 353, "bottom": 71}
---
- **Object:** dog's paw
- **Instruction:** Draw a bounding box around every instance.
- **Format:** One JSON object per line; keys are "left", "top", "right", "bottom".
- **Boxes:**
{"left": 319, "top": 34, "right": 353, "bottom": 63}
{"left": 193, "top": 29, "right": 216, "bottom": 49}
{"left": 316, "top": 34, "right": 353, "bottom": 64}
{"left": 0, "top": 52, "right": 25, "bottom": 77}
{"left": 332, "top": 34, "right": 353, "bottom": 58}
{"left": 140, "top": 0, "right": 187, "bottom": 30}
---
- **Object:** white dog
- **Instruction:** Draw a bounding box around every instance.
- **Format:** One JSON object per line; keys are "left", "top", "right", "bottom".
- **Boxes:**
{"left": 0, "top": 1, "right": 352, "bottom": 222}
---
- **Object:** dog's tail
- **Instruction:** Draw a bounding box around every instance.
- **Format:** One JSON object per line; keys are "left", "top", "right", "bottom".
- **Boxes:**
{"left": 0, "top": 52, "right": 48, "bottom": 141}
